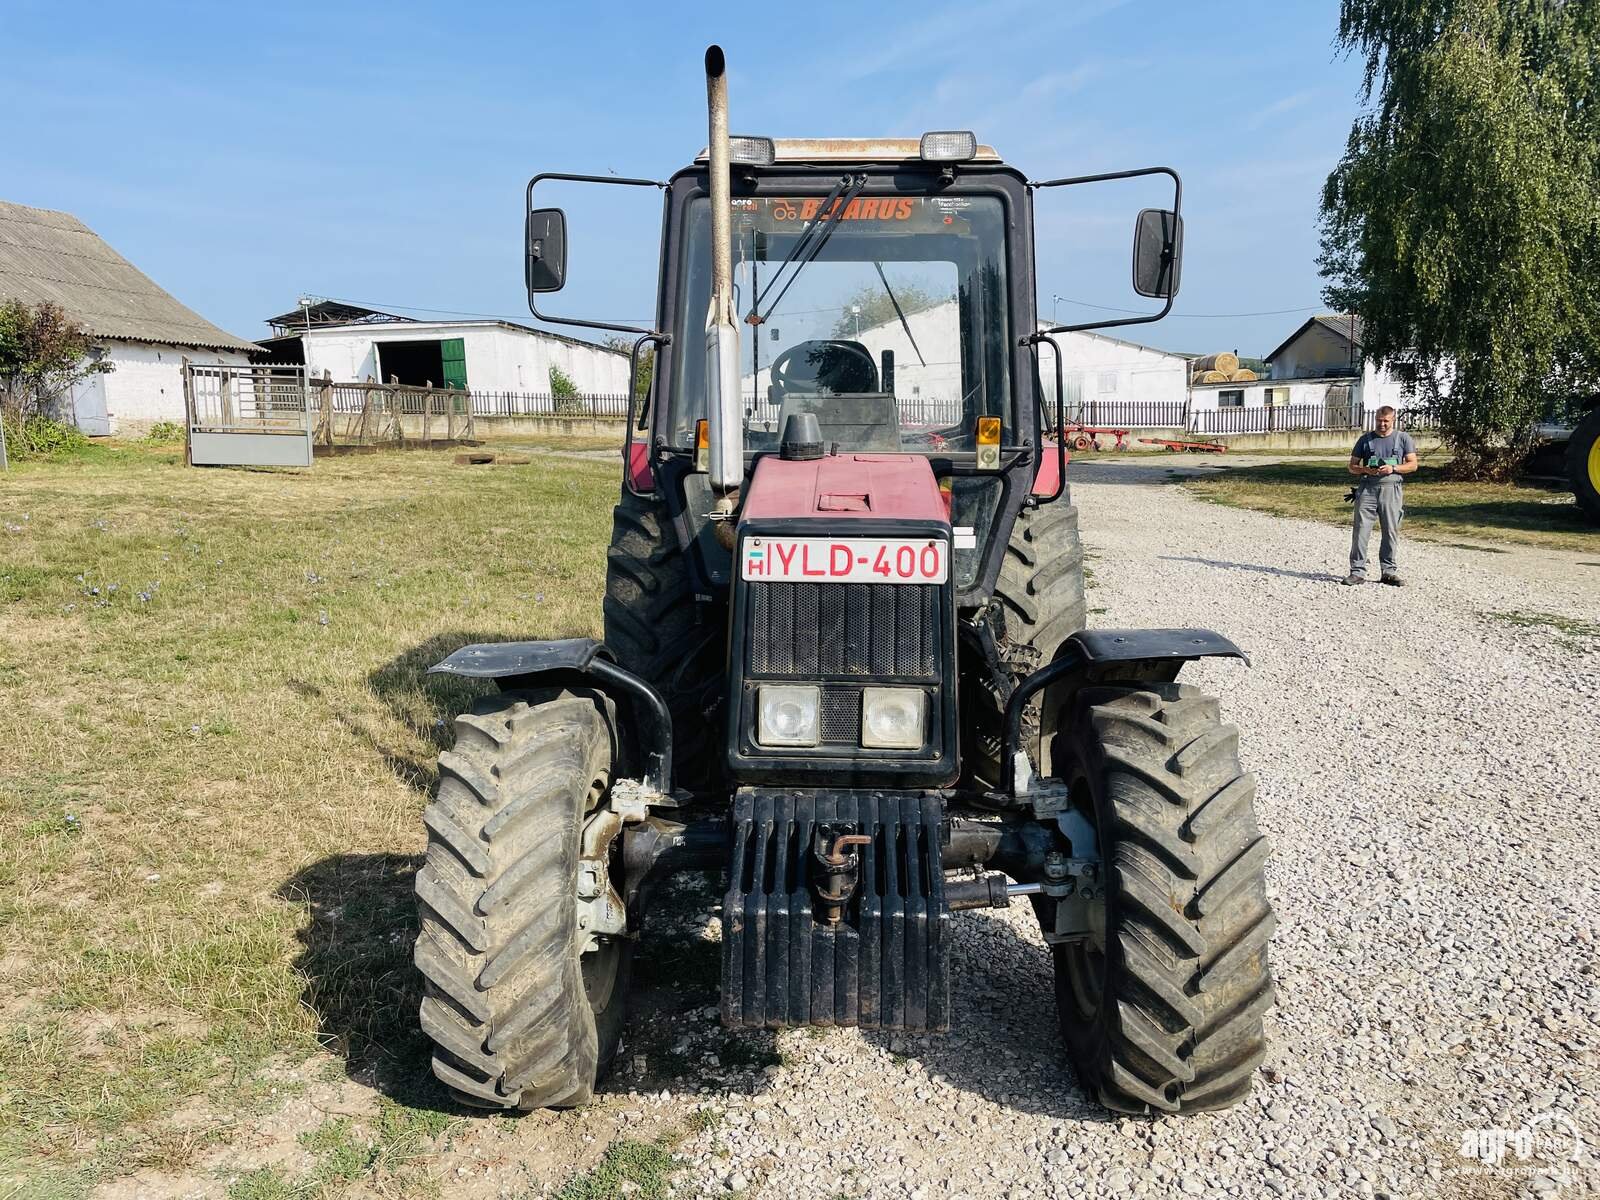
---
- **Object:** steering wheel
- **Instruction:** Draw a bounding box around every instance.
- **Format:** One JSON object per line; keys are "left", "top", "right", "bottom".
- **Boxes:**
{"left": 769, "top": 340, "right": 879, "bottom": 397}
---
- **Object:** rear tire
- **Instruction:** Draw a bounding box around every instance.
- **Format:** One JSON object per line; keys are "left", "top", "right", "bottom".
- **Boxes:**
{"left": 603, "top": 489, "right": 723, "bottom": 790}
{"left": 967, "top": 497, "right": 1086, "bottom": 787}
{"left": 414, "top": 688, "right": 628, "bottom": 1110}
{"left": 1566, "top": 407, "right": 1600, "bottom": 525}
{"left": 1044, "top": 682, "right": 1275, "bottom": 1114}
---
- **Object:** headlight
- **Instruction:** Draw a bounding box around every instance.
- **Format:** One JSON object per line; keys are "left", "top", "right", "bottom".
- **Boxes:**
{"left": 757, "top": 685, "right": 819, "bottom": 747}
{"left": 861, "top": 688, "right": 926, "bottom": 749}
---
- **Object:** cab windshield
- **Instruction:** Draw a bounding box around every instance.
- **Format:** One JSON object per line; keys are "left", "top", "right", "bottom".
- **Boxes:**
{"left": 670, "top": 193, "right": 1010, "bottom": 453}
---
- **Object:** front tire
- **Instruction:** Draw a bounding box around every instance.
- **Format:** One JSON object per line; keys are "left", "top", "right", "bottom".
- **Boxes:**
{"left": 967, "top": 497, "right": 1086, "bottom": 787}
{"left": 1044, "top": 682, "right": 1275, "bottom": 1114}
{"left": 603, "top": 489, "right": 724, "bottom": 790}
{"left": 414, "top": 688, "right": 628, "bottom": 1109}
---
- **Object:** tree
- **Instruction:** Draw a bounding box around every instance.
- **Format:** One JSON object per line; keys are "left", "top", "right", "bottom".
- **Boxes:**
{"left": 829, "top": 282, "right": 942, "bottom": 340}
{"left": 0, "top": 299, "right": 113, "bottom": 422}
{"left": 603, "top": 334, "right": 655, "bottom": 398}
{"left": 1318, "top": 0, "right": 1600, "bottom": 479}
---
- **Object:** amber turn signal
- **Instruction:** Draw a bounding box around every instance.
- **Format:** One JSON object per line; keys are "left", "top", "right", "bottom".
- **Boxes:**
{"left": 695, "top": 419, "right": 710, "bottom": 473}
{"left": 976, "top": 416, "right": 1001, "bottom": 471}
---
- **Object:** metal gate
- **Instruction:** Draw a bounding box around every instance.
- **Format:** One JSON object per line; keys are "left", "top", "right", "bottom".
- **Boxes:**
{"left": 184, "top": 362, "right": 313, "bottom": 467}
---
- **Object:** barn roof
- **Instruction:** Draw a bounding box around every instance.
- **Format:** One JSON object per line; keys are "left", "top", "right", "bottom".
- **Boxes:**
{"left": 0, "top": 199, "right": 259, "bottom": 353}
{"left": 1266, "top": 313, "right": 1364, "bottom": 365}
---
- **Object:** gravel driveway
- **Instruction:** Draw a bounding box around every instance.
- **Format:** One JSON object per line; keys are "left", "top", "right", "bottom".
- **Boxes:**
{"left": 662, "top": 460, "right": 1600, "bottom": 1200}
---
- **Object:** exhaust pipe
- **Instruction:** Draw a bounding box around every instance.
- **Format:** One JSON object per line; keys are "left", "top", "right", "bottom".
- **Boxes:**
{"left": 704, "top": 45, "right": 742, "bottom": 494}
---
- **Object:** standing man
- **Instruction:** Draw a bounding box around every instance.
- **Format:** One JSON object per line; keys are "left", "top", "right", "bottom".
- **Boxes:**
{"left": 1344, "top": 405, "right": 1418, "bottom": 586}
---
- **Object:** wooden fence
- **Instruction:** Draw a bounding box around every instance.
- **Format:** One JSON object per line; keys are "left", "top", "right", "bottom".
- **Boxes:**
{"left": 311, "top": 378, "right": 475, "bottom": 446}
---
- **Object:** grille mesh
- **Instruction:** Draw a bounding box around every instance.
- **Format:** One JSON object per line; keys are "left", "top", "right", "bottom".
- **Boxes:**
{"left": 819, "top": 690, "right": 861, "bottom": 744}
{"left": 748, "top": 582, "right": 938, "bottom": 678}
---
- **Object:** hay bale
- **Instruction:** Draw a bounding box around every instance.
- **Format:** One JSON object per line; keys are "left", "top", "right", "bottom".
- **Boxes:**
{"left": 1229, "top": 368, "right": 1258, "bottom": 382}
{"left": 1190, "top": 369, "right": 1228, "bottom": 384}
{"left": 1191, "top": 352, "right": 1240, "bottom": 376}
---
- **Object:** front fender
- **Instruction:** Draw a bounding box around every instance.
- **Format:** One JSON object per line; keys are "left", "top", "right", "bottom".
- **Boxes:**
{"left": 1001, "top": 627, "right": 1248, "bottom": 794}
{"left": 429, "top": 637, "right": 675, "bottom": 794}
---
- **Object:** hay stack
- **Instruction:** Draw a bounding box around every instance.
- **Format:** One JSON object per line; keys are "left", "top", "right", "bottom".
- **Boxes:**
{"left": 1191, "top": 351, "right": 1240, "bottom": 376}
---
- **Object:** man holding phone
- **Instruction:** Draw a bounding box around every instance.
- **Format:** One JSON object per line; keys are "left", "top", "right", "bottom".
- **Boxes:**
{"left": 1343, "top": 405, "right": 1418, "bottom": 586}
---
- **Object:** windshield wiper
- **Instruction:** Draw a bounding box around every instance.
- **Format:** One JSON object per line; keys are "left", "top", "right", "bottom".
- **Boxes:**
{"left": 747, "top": 173, "right": 866, "bottom": 326}
{"left": 873, "top": 261, "right": 926, "bottom": 366}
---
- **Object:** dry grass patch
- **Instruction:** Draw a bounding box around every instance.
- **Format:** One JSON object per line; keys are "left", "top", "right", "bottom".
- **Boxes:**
{"left": 0, "top": 445, "right": 617, "bottom": 1195}
{"left": 1180, "top": 462, "right": 1600, "bottom": 552}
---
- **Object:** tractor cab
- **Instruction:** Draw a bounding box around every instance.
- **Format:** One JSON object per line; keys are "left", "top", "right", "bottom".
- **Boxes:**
{"left": 660, "top": 138, "right": 1025, "bottom": 602}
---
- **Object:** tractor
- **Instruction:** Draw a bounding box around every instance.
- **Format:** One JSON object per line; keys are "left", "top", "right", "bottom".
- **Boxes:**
{"left": 413, "top": 46, "right": 1276, "bottom": 1116}
{"left": 1564, "top": 400, "right": 1600, "bottom": 524}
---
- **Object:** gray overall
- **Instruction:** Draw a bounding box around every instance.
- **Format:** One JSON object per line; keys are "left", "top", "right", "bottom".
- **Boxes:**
{"left": 1350, "top": 480, "right": 1404, "bottom": 575}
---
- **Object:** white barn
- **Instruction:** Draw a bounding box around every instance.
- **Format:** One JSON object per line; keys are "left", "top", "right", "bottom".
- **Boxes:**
{"left": 257, "top": 302, "right": 630, "bottom": 396}
{"left": 1189, "top": 314, "right": 1418, "bottom": 415}
{"left": 1042, "top": 328, "right": 1189, "bottom": 416}
{"left": 0, "top": 199, "right": 259, "bottom": 435}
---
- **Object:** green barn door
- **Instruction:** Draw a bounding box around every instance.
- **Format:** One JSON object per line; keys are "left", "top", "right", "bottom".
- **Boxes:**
{"left": 440, "top": 338, "right": 468, "bottom": 390}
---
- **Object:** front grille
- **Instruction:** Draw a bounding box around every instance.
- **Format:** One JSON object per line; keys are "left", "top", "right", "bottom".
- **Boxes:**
{"left": 747, "top": 582, "right": 939, "bottom": 678}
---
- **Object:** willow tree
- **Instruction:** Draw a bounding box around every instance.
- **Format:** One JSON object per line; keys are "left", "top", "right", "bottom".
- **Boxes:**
{"left": 1319, "top": 0, "right": 1600, "bottom": 478}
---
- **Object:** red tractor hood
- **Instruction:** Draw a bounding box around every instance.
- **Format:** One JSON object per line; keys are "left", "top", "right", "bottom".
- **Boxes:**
{"left": 740, "top": 453, "right": 948, "bottom": 524}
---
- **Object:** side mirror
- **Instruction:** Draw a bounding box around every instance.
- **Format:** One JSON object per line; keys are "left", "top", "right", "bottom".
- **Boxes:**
{"left": 526, "top": 208, "right": 568, "bottom": 294}
{"left": 1132, "top": 208, "right": 1183, "bottom": 300}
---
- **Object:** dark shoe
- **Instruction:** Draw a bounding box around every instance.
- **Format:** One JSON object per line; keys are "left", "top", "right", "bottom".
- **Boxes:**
{"left": 1381, "top": 574, "right": 1403, "bottom": 587}
{"left": 1342, "top": 573, "right": 1366, "bottom": 586}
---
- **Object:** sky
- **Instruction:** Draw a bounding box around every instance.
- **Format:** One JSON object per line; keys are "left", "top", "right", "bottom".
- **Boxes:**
{"left": 2, "top": 0, "right": 1371, "bottom": 358}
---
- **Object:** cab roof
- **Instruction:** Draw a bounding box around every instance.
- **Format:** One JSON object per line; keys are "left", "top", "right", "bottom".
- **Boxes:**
{"left": 693, "top": 137, "right": 1003, "bottom": 164}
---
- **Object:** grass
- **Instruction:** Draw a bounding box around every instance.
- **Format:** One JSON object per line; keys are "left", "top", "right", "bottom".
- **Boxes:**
{"left": 1181, "top": 462, "right": 1600, "bottom": 552}
{"left": 554, "top": 1138, "right": 682, "bottom": 1200}
{"left": 1485, "top": 610, "right": 1600, "bottom": 644}
{"left": 0, "top": 440, "right": 615, "bottom": 1195}
{"left": 216, "top": 1100, "right": 457, "bottom": 1199}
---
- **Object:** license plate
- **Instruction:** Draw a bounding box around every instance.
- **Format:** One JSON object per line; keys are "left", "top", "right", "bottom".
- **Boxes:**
{"left": 741, "top": 537, "right": 948, "bottom": 584}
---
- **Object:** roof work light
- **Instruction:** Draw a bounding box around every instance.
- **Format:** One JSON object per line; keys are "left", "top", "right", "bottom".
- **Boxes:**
{"left": 919, "top": 131, "right": 978, "bottom": 162}
{"left": 728, "top": 136, "right": 776, "bottom": 166}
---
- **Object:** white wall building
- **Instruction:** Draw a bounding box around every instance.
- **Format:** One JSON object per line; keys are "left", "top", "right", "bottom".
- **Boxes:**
{"left": 0, "top": 199, "right": 258, "bottom": 435}
{"left": 259, "top": 303, "right": 630, "bottom": 396}
{"left": 1042, "top": 328, "right": 1189, "bottom": 414}
{"left": 1189, "top": 314, "right": 1420, "bottom": 415}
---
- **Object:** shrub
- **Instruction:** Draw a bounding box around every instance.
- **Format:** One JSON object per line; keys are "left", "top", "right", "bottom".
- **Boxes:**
{"left": 145, "top": 420, "right": 185, "bottom": 443}
{"left": 549, "top": 365, "right": 579, "bottom": 398}
{"left": 549, "top": 366, "right": 586, "bottom": 415}
{"left": 2, "top": 415, "right": 90, "bottom": 460}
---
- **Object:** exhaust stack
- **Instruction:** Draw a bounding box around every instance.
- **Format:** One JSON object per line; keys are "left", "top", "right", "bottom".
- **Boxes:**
{"left": 704, "top": 45, "right": 742, "bottom": 493}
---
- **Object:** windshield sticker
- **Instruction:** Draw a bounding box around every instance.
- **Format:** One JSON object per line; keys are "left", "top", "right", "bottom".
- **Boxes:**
{"left": 734, "top": 196, "right": 969, "bottom": 234}
{"left": 767, "top": 197, "right": 916, "bottom": 222}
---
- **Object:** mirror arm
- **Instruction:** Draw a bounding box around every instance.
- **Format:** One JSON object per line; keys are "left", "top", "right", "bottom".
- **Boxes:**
{"left": 525, "top": 172, "right": 668, "bottom": 337}
{"left": 623, "top": 332, "right": 671, "bottom": 499}
{"left": 1027, "top": 165, "right": 1181, "bottom": 339}
{"left": 1024, "top": 333, "right": 1068, "bottom": 505}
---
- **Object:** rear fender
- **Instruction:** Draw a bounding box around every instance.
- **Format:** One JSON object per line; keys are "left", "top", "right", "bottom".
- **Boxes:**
{"left": 428, "top": 637, "right": 675, "bottom": 795}
{"left": 1000, "top": 628, "right": 1248, "bottom": 795}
